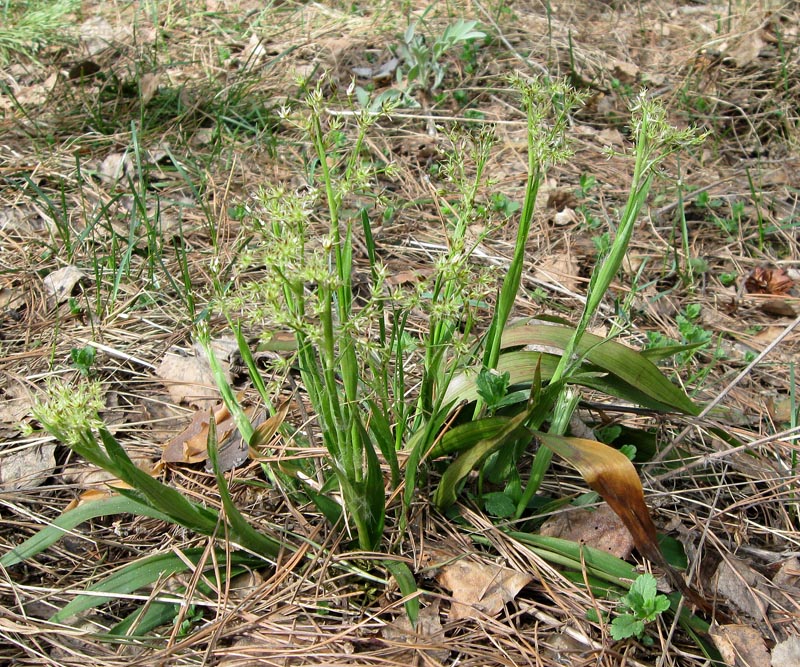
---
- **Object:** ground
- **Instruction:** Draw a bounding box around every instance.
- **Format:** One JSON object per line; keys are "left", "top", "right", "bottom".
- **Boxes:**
{"left": 1, "top": 1, "right": 799, "bottom": 666}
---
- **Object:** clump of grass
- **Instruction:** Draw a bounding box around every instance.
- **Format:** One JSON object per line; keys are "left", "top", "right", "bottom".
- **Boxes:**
{"left": 0, "top": 0, "right": 78, "bottom": 65}
{"left": 8, "top": 72, "right": 714, "bottom": 650}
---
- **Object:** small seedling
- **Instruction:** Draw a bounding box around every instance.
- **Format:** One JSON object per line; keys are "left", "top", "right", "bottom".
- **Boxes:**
{"left": 70, "top": 345, "right": 96, "bottom": 377}
{"left": 610, "top": 573, "right": 670, "bottom": 645}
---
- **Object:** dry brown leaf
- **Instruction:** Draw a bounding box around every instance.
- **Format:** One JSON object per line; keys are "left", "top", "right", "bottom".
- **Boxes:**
{"left": 710, "top": 624, "right": 770, "bottom": 667}
{"left": 98, "top": 152, "right": 133, "bottom": 185}
{"left": 43, "top": 266, "right": 89, "bottom": 306}
{"left": 0, "top": 375, "right": 34, "bottom": 426}
{"left": 139, "top": 72, "right": 160, "bottom": 104}
{"left": 772, "top": 635, "right": 800, "bottom": 667}
{"left": 79, "top": 16, "right": 116, "bottom": 55}
{"left": 163, "top": 404, "right": 226, "bottom": 464}
{"left": 156, "top": 352, "right": 219, "bottom": 409}
{"left": 540, "top": 504, "right": 634, "bottom": 559}
{"left": 436, "top": 558, "right": 532, "bottom": 622}
{"left": 536, "top": 432, "right": 718, "bottom": 616}
{"left": 745, "top": 267, "right": 794, "bottom": 295}
{"left": 534, "top": 252, "right": 580, "bottom": 293}
{"left": 759, "top": 299, "right": 797, "bottom": 318}
{"left": 0, "top": 443, "right": 56, "bottom": 491}
{"left": 711, "top": 557, "right": 771, "bottom": 620}
{"left": 726, "top": 32, "right": 766, "bottom": 68}
{"left": 381, "top": 600, "right": 448, "bottom": 662}
{"left": 249, "top": 399, "right": 291, "bottom": 451}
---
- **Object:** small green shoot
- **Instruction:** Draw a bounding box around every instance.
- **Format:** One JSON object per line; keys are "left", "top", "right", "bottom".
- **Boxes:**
{"left": 69, "top": 345, "right": 96, "bottom": 377}
{"left": 475, "top": 367, "right": 511, "bottom": 413}
{"left": 610, "top": 573, "right": 670, "bottom": 645}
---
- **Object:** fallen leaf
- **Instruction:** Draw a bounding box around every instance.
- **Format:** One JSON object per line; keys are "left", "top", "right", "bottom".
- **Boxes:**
{"left": 156, "top": 351, "right": 220, "bottom": 409}
{"left": 611, "top": 59, "right": 639, "bottom": 83}
{"left": 540, "top": 504, "right": 634, "bottom": 559}
{"left": 598, "top": 127, "right": 625, "bottom": 147}
{"left": 0, "top": 206, "right": 50, "bottom": 235}
{"left": 98, "top": 152, "right": 132, "bottom": 185}
{"left": 381, "top": 600, "right": 448, "bottom": 662}
{"left": 553, "top": 207, "right": 578, "bottom": 226}
{"left": 43, "top": 266, "right": 89, "bottom": 306}
{"left": 710, "top": 624, "right": 770, "bottom": 667}
{"left": 79, "top": 16, "right": 116, "bottom": 55}
{"left": 711, "top": 556, "right": 770, "bottom": 620}
{"left": 0, "top": 375, "right": 34, "bottom": 426}
{"left": 139, "top": 72, "right": 159, "bottom": 104}
{"left": 249, "top": 399, "right": 291, "bottom": 451}
{"left": 62, "top": 455, "right": 156, "bottom": 490}
{"left": 759, "top": 299, "right": 797, "bottom": 318}
{"left": 534, "top": 252, "right": 580, "bottom": 293}
{"left": 745, "top": 267, "right": 794, "bottom": 295}
{"left": 772, "top": 557, "right": 800, "bottom": 588}
{"left": 436, "top": 557, "right": 532, "bottom": 622}
{"left": 727, "top": 32, "right": 765, "bottom": 68}
{"left": 772, "top": 635, "right": 800, "bottom": 667}
{"left": 0, "top": 443, "right": 57, "bottom": 490}
{"left": 163, "top": 406, "right": 222, "bottom": 464}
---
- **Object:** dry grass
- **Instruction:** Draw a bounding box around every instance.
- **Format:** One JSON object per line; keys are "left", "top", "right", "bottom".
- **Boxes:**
{"left": 1, "top": 0, "right": 799, "bottom": 665}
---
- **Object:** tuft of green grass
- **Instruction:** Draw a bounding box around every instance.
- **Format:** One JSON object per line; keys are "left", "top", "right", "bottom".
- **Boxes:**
{"left": 0, "top": 0, "right": 78, "bottom": 65}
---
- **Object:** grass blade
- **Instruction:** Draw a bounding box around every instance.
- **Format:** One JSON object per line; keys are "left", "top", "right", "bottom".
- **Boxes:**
{"left": 0, "top": 496, "right": 171, "bottom": 568}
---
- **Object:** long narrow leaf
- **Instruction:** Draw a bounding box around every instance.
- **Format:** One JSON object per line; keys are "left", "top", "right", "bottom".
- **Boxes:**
{"left": 434, "top": 409, "right": 532, "bottom": 509}
{"left": 532, "top": 431, "right": 715, "bottom": 614}
{"left": 99, "top": 429, "right": 219, "bottom": 534}
{"left": 0, "top": 496, "right": 172, "bottom": 568}
{"left": 50, "top": 548, "right": 262, "bottom": 623}
{"left": 501, "top": 322, "right": 699, "bottom": 415}
{"left": 207, "top": 418, "right": 282, "bottom": 558}
{"left": 383, "top": 559, "right": 419, "bottom": 627}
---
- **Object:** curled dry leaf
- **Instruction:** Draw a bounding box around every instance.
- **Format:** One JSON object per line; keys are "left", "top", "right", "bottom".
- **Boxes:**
{"left": 711, "top": 556, "right": 771, "bottom": 621}
{"left": 156, "top": 351, "right": 220, "bottom": 409}
{"left": 0, "top": 443, "right": 56, "bottom": 491}
{"left": 43, "top": 266, "right": 89, "bottom": 306}
{"left": 772, "top": 635, "right": 800, "bottom": 667}
{"left": 436, "top": 556, "right": 532, "bottom": 622}
{"left": 745, "top": 267, "right": 794, "bottom": 295}
{"left": 163, "top": 402, "right": 236, "bottom": 465}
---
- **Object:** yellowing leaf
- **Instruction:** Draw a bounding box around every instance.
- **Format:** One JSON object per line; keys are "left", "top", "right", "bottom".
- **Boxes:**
{"left": 533, "top": 431, "right": 716, "bottom": 615}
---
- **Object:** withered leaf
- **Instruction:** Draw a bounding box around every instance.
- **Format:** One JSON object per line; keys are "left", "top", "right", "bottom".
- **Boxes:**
{"left": 381, "top": 600, "right": 448, "bottom": 662}
{"left": 436, "top": 557, "right": 532, "bottom": 622}
{"left": 745, "top": 267, "right": 794, "bottom": 295}
{"left": 710, "top": 624, "right": 770, "bottom": 667}
{"left": 163, "top": 401, "right": 244, "bottom": 466}
{"left": 540, "top": 503, "right": 634, "bottom": 559}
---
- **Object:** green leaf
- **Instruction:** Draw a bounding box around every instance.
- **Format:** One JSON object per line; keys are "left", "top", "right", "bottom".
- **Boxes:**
{"left": 361, "top": 417, "right": 386, "bottom": 550}
{"left": 434, "top": 408, "right": 532, "bottom": 509}
{"left": 510, "top": 532, "right": 636, "bottom": 587}
{"left": 500, "top": 322, "right": 699, "bottom": 415}
{"left": 99, "top": 429, "right": 219, "bottom": 534}
{"left": 207, "top": 419, "right": 282, "bottom": 558}
{"left": 383, "top": 559, "right": 419, "bottom": 628}
{"left": 0, "top": 496, "right": 172, "bottom": 568}
{"left": 483, "top": 492, "right": 516, "bottom": 518}
{"left": 475, "top": 368, "right": 510, "bottom": 412}
{"left": 627, "top": 572, "right": 658, "bottom": 605}
{"left": 610, "top": 614, "right": 644, "bottom": 640}
{"left": 50, "top": 548, "right": 263, "bottom": 623}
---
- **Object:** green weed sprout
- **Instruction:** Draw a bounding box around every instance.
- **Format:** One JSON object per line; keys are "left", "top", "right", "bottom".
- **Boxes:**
{"left": 398, "top": 16, "right": 485, "bottom": 99}
{"left": 610, "top": 573, "right": 671, "bottom": 645}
